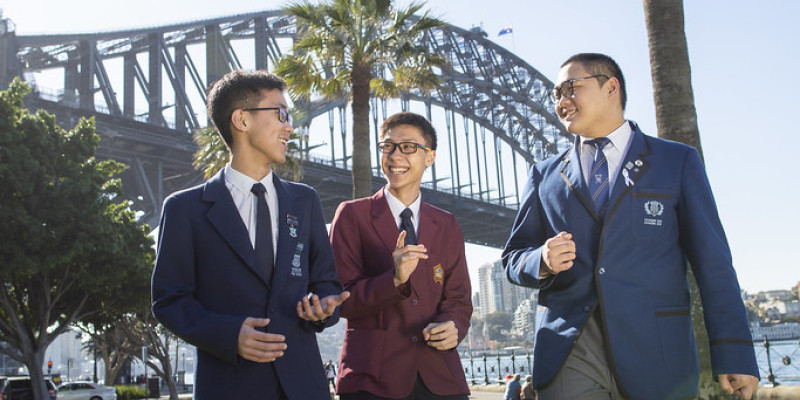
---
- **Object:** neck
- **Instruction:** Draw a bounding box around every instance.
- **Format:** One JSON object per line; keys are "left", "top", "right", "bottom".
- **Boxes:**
{"left": 230, "top": 155, "right": 272, "bottom": 181}
{"left": 584, "top": 116, "right": 626, "bottom": 139}
{"left": 387, "top": 186, "right": 420, "bottom": 206}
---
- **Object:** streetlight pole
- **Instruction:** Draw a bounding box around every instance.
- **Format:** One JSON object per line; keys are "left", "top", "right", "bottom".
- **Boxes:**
{"left": 93, "top": 346, "right": 98, "bottom": 383}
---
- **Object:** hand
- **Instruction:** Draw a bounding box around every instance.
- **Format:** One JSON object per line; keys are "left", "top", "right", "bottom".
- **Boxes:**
{"left": 393, "top": 230, "right": 428, "bottom": 286}
{"left": 541, "top": 231, "right": 576, "bottom": 277}
{"left": 718, "top": 374, "right": 758, "bottom": 399}
{"left": 296, "top": 291, "right": 351, "bottom": 321}
{"left": 237, "top": 318, "right": 287, "bottom": 362}
{"left": 423, "top": 321, "right": 459, "bottom": 350}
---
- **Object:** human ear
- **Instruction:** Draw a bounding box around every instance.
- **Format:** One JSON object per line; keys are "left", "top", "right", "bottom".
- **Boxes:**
{"left": 425, "top": 150, "right": 436, "bottom": 168}
{"left": 231, "top": 109, "right": 248, "bottom": 132}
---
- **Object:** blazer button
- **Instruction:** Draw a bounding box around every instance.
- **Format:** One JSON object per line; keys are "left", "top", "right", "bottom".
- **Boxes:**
{"left": 598, "top": 267, "right": 606, "bottom": 275}
{"left": 411, "top": 336, "right": 419, "bottom": 343}
{"left": 411, "top": 299, "right": 418, "bottom": 305}
{"left": 583, "top": 305, "right": 592, "bottom": 313}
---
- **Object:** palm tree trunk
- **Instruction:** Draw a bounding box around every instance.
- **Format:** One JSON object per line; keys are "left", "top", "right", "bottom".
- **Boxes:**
{"left": 350, "top": 62, "right": 374, "bottom": 199}
{"left": 643, "top": 0, "right": 703, "bottom": 159}
{"left": 643, "top": 0, "right": 719, "bottom": 397}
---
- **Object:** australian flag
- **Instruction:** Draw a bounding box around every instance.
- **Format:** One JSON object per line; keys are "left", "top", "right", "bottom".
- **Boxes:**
{"left": 498, "top": 24, "right": 513, "bottom": 36}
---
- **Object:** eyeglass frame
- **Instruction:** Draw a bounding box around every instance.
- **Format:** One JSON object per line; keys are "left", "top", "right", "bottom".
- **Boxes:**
{"left": 550, "top": 74, "right": 609, "bottom": 103}
{"left": 377, "top": 140, "right": 432, "bottom": 155}
{"left": 241, "top": 107, "right": 293, "bottom": 124}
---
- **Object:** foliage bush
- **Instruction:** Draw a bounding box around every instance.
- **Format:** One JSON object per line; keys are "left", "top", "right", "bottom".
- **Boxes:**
{"left": 115, "top": 385, "right": 148, "bottom": 400}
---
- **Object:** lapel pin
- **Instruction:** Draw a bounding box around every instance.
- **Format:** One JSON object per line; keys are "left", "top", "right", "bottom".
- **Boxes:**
{"left": 287, "top": 214, "right": 299, "bottom": 238}
{"left": 621, "top": 169, "right": 635, "bottom": 187}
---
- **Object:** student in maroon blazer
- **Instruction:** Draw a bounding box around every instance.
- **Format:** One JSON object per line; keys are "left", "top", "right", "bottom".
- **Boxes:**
{"left": 329, "top": 112, "right": 472, "bottom": 400}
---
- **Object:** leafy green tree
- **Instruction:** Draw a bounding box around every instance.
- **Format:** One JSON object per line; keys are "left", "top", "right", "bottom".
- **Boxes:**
{"left": 0, "top": 79, "right": 153, "bottom": 400}
{"left": 276, "top": 0, "right": 446, "bottom": 198}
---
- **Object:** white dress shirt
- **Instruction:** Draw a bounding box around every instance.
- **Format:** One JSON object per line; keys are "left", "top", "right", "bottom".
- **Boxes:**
{"left": 579, "top": 121, "right": 634, "bottom": 191}
{"left": 383, "top": 186, "right": 421, "bottom": 238}
{"left": 224, "top": 165, "right": 279, "bottom": 260}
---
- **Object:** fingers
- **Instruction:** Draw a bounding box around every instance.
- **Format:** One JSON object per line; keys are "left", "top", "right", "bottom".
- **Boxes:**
{"left": 542, "top": 231, "right": 576, "bottom": 275}
{"left": 718, "top": 374, "right": 758, "bottom": 400}
{"left": 297, "top": 292, "right": 352, "bottom": 321}
{"left": 423, "top": 321, "right": 458, "bottom": 350}
{"left": 237, "top": 318, "right": 286, "bottom": 363}
{"left": 393, "top": 244, "right": 428, "bottom": 286}
{"left": 396, "top": 230, "right": 406, "bottom": 249}
{"left": 297, "top": 294, "right": 326, "bottom": 321}
{"left": 718, "top": 374, "right": 734, "bottom": 394}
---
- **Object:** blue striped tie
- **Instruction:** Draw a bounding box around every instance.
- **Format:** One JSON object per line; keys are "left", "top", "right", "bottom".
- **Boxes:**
{"left": 587, "top": 138, "right": 611, "bottom": 215}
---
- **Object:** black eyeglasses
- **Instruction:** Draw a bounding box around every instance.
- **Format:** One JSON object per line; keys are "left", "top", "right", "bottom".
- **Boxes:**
{"left": 241, "top": 107, "right": 293, "bottom": 124}
{"left": 378, "top": 141, "right": 431, "bottom": 154}
{"left": 550, "top": 74, "right": 609, "bottom": 103}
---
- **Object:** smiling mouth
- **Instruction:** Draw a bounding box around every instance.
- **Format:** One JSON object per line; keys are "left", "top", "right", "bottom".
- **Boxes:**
{"left": 389, "top": 167, "right": 409, "bottom": 174}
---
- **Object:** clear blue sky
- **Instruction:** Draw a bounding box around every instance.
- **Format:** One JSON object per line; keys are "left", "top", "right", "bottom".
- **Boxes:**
{"left": 3, "top": 0, "right": 798, "bottom": 294}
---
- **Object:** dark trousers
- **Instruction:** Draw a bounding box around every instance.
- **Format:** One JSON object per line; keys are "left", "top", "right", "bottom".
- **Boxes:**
{"left": 340, "top": 375, "right": 468, "bottom": 400}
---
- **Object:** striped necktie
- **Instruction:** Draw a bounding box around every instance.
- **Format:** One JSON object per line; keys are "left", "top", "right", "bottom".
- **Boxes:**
{"left": 586, "top": 137, "right": 611, "bottom": 215}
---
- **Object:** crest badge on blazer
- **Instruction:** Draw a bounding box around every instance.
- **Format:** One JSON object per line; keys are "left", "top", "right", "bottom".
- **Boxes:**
{"left": 433, "top": 264, "right": 444, "bottom": 285}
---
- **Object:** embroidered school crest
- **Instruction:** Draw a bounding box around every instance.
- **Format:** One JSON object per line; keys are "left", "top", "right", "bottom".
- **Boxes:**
{"left": 433, "top": 264, "right": 444, "bottom": 285}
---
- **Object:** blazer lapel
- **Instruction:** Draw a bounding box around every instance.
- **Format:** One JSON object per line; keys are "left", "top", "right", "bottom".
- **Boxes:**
{"left": 370, "top": 189, "right": 404, "bottom": 254}
{"left": 270, "top": 173, "right": 298, "bottom": 297}
{"left": 605, "top": 123, "right": 652, "bottom": 220}
{"left": 203, "top": 170, "right": 268, "bottom": 285}
{"left": 559, "top": 137, "right": 602, "bottom": 223}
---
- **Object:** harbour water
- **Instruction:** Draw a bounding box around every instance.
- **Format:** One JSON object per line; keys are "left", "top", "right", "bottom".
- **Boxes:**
{"left": 460, "top": 339, "right": 800, "bottom": 386}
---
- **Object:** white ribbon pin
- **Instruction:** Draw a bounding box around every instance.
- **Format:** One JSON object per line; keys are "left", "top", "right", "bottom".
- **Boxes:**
{"left": 622, "top": 168, "right": 635, "bottom": 187}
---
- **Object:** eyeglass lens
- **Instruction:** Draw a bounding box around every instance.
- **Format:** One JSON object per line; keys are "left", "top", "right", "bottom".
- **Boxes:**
{"left": 379, "top": 142, "right": 424, "bottom": 154}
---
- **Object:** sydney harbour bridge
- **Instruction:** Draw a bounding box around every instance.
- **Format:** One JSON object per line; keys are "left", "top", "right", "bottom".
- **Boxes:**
{"left": 0, "top": 10, "right": 570, "bottom": 248}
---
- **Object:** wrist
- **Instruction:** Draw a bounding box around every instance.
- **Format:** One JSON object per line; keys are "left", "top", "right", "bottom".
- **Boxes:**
{"left": 540, "top": 259, "right": 556, "bottom": 278}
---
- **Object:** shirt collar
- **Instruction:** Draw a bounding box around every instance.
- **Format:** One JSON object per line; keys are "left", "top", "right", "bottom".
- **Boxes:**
{"left": 225, "top": 165, "right": 275, "bottom": 197}
{"left": 579, "top": 120, "right": 632, "bottom": 152}
{"left": 383, "top": 186, "right": 421, "bottom": 220}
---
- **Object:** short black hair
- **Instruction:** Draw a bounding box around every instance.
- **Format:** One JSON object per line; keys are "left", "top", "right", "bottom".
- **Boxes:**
{"left": 206, "top": 69, "right": 288, "bottom": 147}
{"left": 562, "top": 53, "right": 627, "bottom": 111}
{"left": 379, "top": 112, "right": 437, "bottom": 150}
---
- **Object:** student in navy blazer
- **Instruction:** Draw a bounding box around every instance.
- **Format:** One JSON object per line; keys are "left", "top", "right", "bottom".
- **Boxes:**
{"left": 151, "top": 70, "right": 349, "bottom": 400}
{"left": 503, "top": 54, "right": 759, "bottom": 400}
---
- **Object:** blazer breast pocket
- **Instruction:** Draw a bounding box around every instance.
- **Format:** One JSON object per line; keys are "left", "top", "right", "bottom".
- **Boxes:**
{"left": 630, "top": 189, "right": 677, "bottom": 242}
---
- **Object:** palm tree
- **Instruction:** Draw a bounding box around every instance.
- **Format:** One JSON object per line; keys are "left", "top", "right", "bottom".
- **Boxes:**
{"left": 643, "top": 1, "right": 721, "bottom": 397}
{"left": 276, "top": 0, "right": 446, "bottom": 199}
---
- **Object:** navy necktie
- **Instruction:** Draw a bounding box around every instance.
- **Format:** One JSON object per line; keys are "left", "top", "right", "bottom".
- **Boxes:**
{"left": 399, "top": 208, "right": 417, "bottom": 245}
{"left": 251, "top": 183, "right": 274, "bottom": 281}
{"left": 587, "top": 137, "right": 611, "bottom": 215}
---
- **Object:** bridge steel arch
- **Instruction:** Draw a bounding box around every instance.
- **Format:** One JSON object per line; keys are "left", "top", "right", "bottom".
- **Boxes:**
{"left": 1, "top": 10, "right": 570, "bottom": 247}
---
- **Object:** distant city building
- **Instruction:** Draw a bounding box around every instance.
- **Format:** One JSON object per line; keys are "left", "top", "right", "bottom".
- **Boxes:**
{"left": 44, "top": 328, "right": 89, "bottom": 380}
{"left": 511, "top": 292, "right": 539, "bottom": 340}
{"left": 758, "top": 298, "right": 800, "bottom": 320}
{"left": 1, "top": 342, "right": 25, "bottom": 375}
{"left": 477, "top": 260, "right": 537, "bottom": 316}
{"left": 752, "top": 290, "right": 793, "bottom": 302}
{"left": 472, "top": 292, "right": 482, "bottom": 318}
